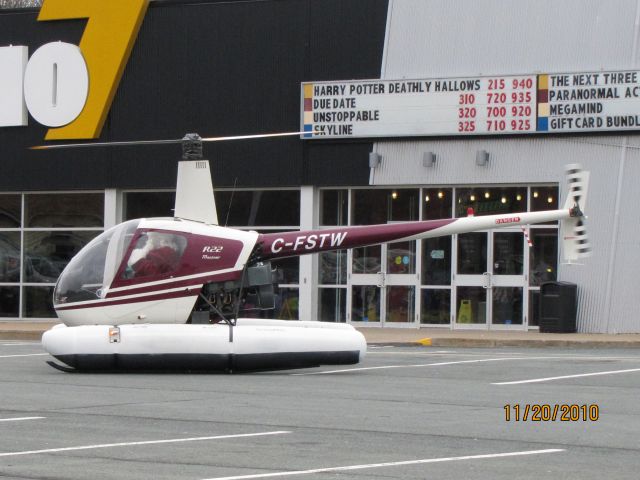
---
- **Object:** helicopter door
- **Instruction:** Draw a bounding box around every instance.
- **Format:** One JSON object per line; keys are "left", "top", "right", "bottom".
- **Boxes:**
{"left": 102, "top": 220, "right": 141, "bottom": 292}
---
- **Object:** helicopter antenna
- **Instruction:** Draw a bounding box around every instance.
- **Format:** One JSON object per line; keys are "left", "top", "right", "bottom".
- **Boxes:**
{"left": 224, "top": 177, "right": 238, "bottom": 227}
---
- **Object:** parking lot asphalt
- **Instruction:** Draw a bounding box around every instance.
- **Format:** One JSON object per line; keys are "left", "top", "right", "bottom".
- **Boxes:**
{"left": 1, "top": 342, "right": 639, "bottom": 480}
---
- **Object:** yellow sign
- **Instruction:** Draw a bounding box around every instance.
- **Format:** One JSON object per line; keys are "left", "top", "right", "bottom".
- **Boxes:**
{"left": 457, "top": 299, "right": 472, "bottom": 323}
{"left": 38, "top": 0, "right": 149, "bottom": 140}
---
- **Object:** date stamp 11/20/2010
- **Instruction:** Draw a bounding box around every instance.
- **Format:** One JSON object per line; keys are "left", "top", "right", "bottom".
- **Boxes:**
{"left": 504, "top": 404, "right": 599, "bottom": 422}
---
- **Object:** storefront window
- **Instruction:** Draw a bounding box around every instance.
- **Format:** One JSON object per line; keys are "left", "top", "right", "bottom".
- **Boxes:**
{"left": 215, "top": 190, "right": 299, "bottom": 226}
{"left": 320, "top": 190, "right": 348, "bottom": 226}
{"left": 0, "top": 193, "right": 105, "bottom": 319}
{"left": 0, "top": 195, "right": 21, "bottom": 228}
{"left": 457, "top": 232, "right": 487, "bottom": 275}
{"left": 423, "top": 188, "right": 452, "bottom": 220}
{"left": 0, "top": 286, "right": 19, "bottom": 317}
{"left": 271, "top": 256, "right": 299, "bottom": 284}
{"left": 529, "top": 290, "right": 540, "bottom": 326}
{"left": 421, "top": 289, "right": 450, "bottom": 324}
{"left": 386, "top": 286, "right": 415, "bottom": 323}
{"left": 529, "top": 228, "right": 558, "bottom": 286}
{"left": 319, "top": 250, "right": 347, "bottom": 285}
{"left": 352, "top": 245, "right": 381, "bottom": 274}
{"left": 352, "top": 188, "right": 418, "bottom": 225}
{"left": 25, "top": 193, "right": 103, "bottom": 227}
{"left": 0, "top": 232, "right": 21, "bottom": 283}
{"left": 455, "top": 187, "right": 527, "bottom": 217}
{"left": 318, "top": 287, "right": 347, "bottom": 322}
{"left": 530, "top": 186, "right": 560, "bottom": 225}
{"left": 531, "top": 186, "right": 559, "bottom": 211}
{"left": 24, "top": 231, "right": 100, "bottom": 283}
{"left": 125, "top": 192, "right": 175, "bottom": 220}
{"left": 387, "top": 241, "right": 415, "bottom": 275}
{"left": 274, "top": 287, "right": 299, "bottom": 320}
{"left": 422, "top": 237, "right": 451, "bottom": 285}
{"left": 23, "top": 286, "right": 57, "bottom": 318}
{"left": 352, "top": 285, "right": 379, "bottom": 322}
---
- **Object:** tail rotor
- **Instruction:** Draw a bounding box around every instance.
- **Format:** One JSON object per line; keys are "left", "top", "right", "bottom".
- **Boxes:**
{"left": 561, "top": 164, "right": 591, "bottom": 262}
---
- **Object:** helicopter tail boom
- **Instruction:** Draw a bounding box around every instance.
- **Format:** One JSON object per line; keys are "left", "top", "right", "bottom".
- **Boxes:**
{"left": 256, "top": 208, "right": 574, "bottom": 261}
{"left": 256, "top": 165, "right": 589, "bottom": 264}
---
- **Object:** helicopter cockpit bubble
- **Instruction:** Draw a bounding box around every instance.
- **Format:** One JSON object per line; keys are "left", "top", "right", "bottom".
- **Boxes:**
{"left": 54, "top": 219, "right": 141, "bottom": 305}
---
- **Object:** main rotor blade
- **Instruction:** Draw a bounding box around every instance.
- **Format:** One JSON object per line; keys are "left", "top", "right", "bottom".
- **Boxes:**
{"left": 30, "top": 138, "right": 182, "bottom": 150}
{"left": 30, "top": 131, "right": 306, "bottom": 150}
{"left": 201, "top": 131, "right": 306, "bottom": 142}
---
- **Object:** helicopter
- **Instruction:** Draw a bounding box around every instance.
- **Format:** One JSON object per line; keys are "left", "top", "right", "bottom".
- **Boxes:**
{"left": 38, "top": 133, "right": 590, "bottom": 372}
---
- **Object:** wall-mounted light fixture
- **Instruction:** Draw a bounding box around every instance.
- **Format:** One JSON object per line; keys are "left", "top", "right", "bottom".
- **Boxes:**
{"left": 476, "top": 150, "right": 489, "bottom": 166}
{"left": 369, "top": 152, "right": 382, "bottom": 168}
{"left": 423, "top": 151, "right": 436, "bottom": 167}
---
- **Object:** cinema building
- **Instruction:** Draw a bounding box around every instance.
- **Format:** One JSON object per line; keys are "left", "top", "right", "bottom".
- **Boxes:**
{"left": 1, "top": 0, "right": 639, "bottom": 333}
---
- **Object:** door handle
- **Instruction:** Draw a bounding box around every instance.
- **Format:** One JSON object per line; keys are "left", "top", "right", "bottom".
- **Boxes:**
{"left": 376, "top": 271, "right": 385, "bottom": 288}
{"left": 482, "top": 271, "right": 492, "bottom": 289}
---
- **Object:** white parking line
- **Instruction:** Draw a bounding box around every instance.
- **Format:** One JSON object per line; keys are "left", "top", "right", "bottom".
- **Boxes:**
{"left": 368, "top": 351, "right": 640, "bottom": 361}
{"left": 0, "top": 417, "right": 45, "bottom": 422}
{"left": 0, "top": 342, "right": 40, "bottom": 346}
{"left": 292, "top": 357, "right": 528, "bottom": 375}
{"left": 0, "top": 431, "right": 290, "bottom": 457}
{"left": 493, "top": 367, "right": 640, "bottom": 385}
{"left": 202, "top": 448, "right": 565, "bottom": 480}
{"left": 0, "top": 353, "right": 48, "bottom": 358}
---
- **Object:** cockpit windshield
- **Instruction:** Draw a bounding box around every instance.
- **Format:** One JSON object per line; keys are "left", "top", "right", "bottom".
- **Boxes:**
{"left": 54, "top": 220, "right": 140, "bottom": 305}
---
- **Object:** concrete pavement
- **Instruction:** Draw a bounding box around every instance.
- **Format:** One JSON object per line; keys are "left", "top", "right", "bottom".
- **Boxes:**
{"left": 1, "top": 321, "right": 639, "bottom": 348}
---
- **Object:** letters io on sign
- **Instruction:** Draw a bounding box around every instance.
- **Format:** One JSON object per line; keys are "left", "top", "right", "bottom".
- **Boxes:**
{"left": 0, "top": 43, "right": 88, "bottom": 129}
{"left": 0, "top": 0, "right": 149, "bottom": 140}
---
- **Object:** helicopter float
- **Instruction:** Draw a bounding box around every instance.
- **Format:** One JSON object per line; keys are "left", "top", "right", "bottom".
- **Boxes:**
{"left": 37, "top": 133, "right": 590, "bottom": 372}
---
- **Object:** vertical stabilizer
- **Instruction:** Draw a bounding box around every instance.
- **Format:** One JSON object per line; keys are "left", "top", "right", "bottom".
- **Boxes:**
{"left": 174, "top": 160, "right": 218, "bottom": 224}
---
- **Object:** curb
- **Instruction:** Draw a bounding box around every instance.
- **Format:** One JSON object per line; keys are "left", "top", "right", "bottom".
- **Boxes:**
{"left": 368, "top": 339, "right": 640, "bottom": 348}
{"left": 0, "top": 331, "right": 45, "bottom": 341}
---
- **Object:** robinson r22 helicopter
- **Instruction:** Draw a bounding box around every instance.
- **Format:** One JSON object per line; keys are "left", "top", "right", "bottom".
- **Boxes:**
{"left": 36, "top": 132, "right": 590, "bottom": 372}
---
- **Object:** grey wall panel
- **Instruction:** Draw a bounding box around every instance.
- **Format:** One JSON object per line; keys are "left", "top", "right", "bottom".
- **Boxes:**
{"left": 603, "top": 140, "right": 640, "bottom": 333}
{"left": 382, "top": 0, "right": 640, "bottom": 78}
{"left": 376, "top": 0, "right": 640, "bottom": 332}
{"left": 372, "top": 136, "right": 628, "bottom": 332}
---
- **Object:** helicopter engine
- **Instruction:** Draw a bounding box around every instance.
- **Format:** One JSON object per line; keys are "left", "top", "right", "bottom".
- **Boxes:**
{"left": 190, "top": 262, "right": 276, "bottom": 323}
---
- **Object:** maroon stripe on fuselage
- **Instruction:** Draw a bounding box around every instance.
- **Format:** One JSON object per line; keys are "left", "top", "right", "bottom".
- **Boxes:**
{"left": 104, "top": 271, "right": 241, "bottom": 299}
{"left": 258, "top": 219, "right": 456, "bottom": 260}
{"left": 55, "top": 289, "right": 200, "bottom": 311}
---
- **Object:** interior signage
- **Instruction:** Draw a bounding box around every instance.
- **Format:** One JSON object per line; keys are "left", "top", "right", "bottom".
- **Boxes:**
{"left": 0, "top": 0, "right": 149, "bottom": 140}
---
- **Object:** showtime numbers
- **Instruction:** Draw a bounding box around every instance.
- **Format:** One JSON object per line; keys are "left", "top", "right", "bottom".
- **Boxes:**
{"left": 511, "top": 119, "right": 531, "bottom": 130}
{"left": 512, "top": 91, "right": 532, "bottom": 103}
{"left": 459, "top": 93, "right": 475, "bottom": 104}
{"left": 488, "top": 78, "right": 505, "bottom": 90}
{"left": 487, "top": 92, "right": 507, "bottom": 104}
{"left": 512, "top": 105, "right": 531, "bottom": 116}
{"left": 512, "top": 77, "right": 533, "bottom": 89}
{"left": 479, "top": 76, "right": 535, "bottom": 133}
{"left": 455, "top": 76, "right": 535, "bottom": 134}
{"left": 458, "top": 121, "right": 475, "bottom": 132}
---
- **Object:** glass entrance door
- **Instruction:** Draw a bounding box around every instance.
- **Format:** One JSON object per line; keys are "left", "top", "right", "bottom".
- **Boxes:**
{"left": 349, "top": 241, "right": 418, "bottom": 325}
{"left": 454, "top": 230, "right": 526, "bottom": 329}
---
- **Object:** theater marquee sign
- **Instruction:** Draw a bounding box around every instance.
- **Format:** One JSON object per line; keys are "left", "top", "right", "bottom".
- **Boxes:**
{"left": 301, "top": 71, "right": 640, "bottom": 139}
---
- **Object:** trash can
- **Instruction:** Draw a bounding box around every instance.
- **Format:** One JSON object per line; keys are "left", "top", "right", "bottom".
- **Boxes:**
{"left": 539, "top": 281, "right": 577, "bottom": 333}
